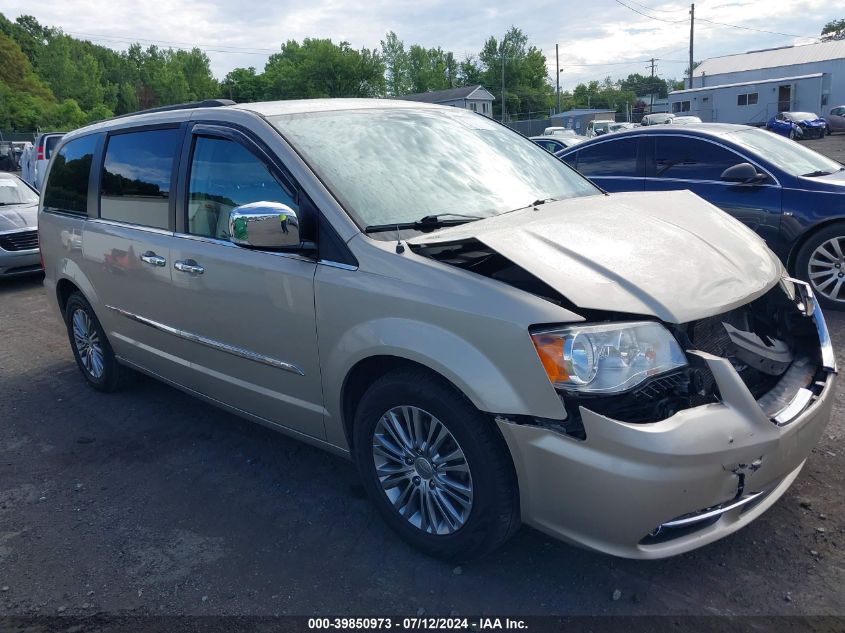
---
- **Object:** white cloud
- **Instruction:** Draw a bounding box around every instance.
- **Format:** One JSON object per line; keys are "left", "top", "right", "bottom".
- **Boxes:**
{"left": 0, "top": 0, "right": 838, "bottom": 91}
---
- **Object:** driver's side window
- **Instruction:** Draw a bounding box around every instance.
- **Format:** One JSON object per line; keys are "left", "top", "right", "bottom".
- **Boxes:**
{"left": 187, "top": 136, "right": 298, "bottom": 240}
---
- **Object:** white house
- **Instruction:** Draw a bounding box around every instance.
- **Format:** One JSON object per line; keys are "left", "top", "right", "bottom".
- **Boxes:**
{"left": 668, "top": 40, "right": 845, "bottom": 125}
{"left": 398, "top": 85, "right": 495, "bottom": 117}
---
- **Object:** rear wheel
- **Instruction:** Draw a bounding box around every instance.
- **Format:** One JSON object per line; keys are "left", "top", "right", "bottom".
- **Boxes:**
{"left": 64, "top": 292, "right": 130, "bottom": 391}
{"left": 795, "top": 224, "right": 845, "bottom": 311}
{"left": 352, "top": 369, "right": 520, "bottom": 560}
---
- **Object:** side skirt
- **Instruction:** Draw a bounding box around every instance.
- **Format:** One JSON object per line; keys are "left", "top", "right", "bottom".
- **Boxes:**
{"left": 116, "top": 355, "right": 351, "bottom": 460}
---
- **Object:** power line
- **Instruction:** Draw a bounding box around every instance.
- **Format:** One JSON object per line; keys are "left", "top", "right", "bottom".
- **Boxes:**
{"left": 613, "top": 0, "right": 820, "bottom": 40}
{"left": 612, "top": 0, "right": 688, "bottom": 23}
{"left": 624, "top": 0, "right": 688, "bottom": 13}
{"left": 695, "top": 18, "right": 818, "bottom": 40}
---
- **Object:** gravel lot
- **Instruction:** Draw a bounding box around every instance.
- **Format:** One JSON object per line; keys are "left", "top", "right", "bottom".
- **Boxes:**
{"left": 1, "top": 134, "right": 844, "bottom": 624}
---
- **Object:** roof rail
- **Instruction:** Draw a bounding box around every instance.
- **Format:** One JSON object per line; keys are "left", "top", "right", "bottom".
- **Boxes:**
{"left": 106, "top": 99, "right": 236, "bottom": 122}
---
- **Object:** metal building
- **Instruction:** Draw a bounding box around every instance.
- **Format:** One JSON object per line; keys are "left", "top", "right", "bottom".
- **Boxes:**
{"left": 668, "top": 40, "right": 845, "bottom": 125}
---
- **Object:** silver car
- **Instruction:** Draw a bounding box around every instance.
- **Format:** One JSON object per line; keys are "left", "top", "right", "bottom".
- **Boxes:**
{"left": 0, "top": 172, "right": 41, "bottom": 277}
{"left": 40, "top": 99, "right": 836, "bottom": 560}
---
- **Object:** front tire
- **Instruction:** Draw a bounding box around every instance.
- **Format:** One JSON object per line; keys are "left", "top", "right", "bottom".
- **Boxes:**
{"left": 352, "top": 369, "right": 520, "bottom": 560}
{"left": 64, "top": 292, "right": 129, "bottom": 391}
{"left": 795, "top": 224, "right": 845, "bottom": 311}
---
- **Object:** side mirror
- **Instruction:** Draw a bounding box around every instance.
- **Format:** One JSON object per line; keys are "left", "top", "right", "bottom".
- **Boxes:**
{"left": 720, "top": 163, "right": 766, "bottom": 184}
{"left": 229, "top": 201, "right": 303, "bottom": 250}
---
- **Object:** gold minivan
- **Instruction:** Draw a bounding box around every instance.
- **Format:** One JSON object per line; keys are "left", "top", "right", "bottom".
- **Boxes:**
{"left": 40, "top": 99, "right": 836, "bottom": 559}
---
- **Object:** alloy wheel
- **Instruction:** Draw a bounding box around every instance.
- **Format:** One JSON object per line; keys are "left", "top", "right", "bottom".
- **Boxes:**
{"left": 808, "top": 236, "right": 845, "bottom": 303}
{"left": 372, "top": 405, "right": 473, "bottom": 535}
{"left": 72, "top": 308, "right": 105, "bottom": 378}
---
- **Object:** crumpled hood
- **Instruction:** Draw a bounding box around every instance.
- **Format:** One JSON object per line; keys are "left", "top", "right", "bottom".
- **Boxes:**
{"left": 0, "top": 203, "right": 38, "bottom": 232}
{"left": 409, "top": 190, "right": 782, "bottom": 323}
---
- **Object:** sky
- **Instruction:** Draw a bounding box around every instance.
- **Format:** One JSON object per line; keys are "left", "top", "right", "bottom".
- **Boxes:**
{"left": 0, "top": 0, "right": 837, "bottom": 92}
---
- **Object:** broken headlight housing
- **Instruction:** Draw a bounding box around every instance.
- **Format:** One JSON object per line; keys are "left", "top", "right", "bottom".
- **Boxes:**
{"left": 531, "top": 321, "right": 688, "bottom": 393}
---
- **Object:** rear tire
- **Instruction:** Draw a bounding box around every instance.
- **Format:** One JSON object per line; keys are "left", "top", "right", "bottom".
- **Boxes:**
{"left": 352, "top": 369, "right": 520, "bottom": 560}
{"left": 64, "top": 292, "right": 130, "bottom": 391}
{"left": 795, "top": 224, "right": 845, "bottom": 311}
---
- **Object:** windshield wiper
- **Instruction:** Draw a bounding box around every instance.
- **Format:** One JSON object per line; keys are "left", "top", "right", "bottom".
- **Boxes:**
{"left": 364, "top": 213, "right": 485, "bottom": 234}
{"left": 801, "top": 170, "right": 833, "bottom": 177}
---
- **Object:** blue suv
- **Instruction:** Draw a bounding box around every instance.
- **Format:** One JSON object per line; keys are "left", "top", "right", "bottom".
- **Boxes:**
{"left": 556, "top": 124, "right": 845, "bottom": 309}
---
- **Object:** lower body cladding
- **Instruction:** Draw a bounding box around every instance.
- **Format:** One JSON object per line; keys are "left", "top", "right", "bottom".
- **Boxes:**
{"left": 497, "top": 285, "right": 836, "bottom": 559}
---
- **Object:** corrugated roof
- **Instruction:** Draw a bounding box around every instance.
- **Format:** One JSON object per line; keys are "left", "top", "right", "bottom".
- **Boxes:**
{"left": 671, "top": 73, "right": 823, "bottom": 95}
{"left": 397, "top": 85, "right": 493, "bottom": 103}
{"left": 695, "top": 40, "right": 845, "bottom": 77}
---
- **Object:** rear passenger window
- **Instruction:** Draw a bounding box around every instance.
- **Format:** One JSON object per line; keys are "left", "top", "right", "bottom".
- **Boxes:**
{"left": 43, "top": 135, "right": 97, "bottom": 215}
{"left": 574, "top": 138, "right": 639, "bottom": 177}
{"left": 187, "top": 136, "right": 297, "bottom": 240}
{"left": 655, "top": 137, "right": 741, "bottom": 181}
{"left": 100, "top": 129, "right": 181, "bottom": 229}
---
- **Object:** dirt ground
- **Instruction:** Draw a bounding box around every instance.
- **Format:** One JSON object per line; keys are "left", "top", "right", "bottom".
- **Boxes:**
{"left": 1, "top": 135, "right": 844, "bottom": 625}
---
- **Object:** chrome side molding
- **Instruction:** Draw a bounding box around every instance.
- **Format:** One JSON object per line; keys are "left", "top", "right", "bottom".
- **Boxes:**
{"left": 105, "top": 305, "right": 305, "bottom": 376}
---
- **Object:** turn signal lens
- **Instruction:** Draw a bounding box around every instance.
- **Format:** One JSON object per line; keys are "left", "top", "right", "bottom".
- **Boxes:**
{"left": 532, "top": 334, "right": 568, "bottom": 383}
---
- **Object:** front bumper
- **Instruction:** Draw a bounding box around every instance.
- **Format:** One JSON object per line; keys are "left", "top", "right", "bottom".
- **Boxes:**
{"left": 497, "top": 287, "right": 836, "bottom": 559}
{"left": 0, "top": 248, "right": 41, "bottom": 276}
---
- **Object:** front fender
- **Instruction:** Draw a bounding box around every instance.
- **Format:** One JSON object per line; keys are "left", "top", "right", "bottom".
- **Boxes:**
{"left": 328, "top": 317, "right": 536, "bottom": 420}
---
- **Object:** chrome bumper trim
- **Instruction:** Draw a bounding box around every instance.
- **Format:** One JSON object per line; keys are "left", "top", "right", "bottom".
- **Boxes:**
{"left": 787, "top": 277, "right": 836, "bottom": 373}
{"left": 772, "top": 387, "right": 814, "bottom": 426}
{"left": 660, "top": 490, "right": 767, "bottom": 529}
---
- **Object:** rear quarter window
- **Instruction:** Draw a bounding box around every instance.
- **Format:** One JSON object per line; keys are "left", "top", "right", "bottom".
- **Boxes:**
{"left": 42, "top": 135, "right": 97, "bottom": 215}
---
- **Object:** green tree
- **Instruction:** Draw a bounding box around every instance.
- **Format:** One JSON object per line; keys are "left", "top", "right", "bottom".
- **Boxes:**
{"left": 478, "top": 27, "right": 554, "bottom": 119}
{"left": 263, "top": 38, "right": 384, "bottom": 99}
{"left": 821, "top": 19, "right": 845, "bottom": 40}
{"left": 380, "top": 31, "right": 409, "bottom": 96}
{"left": 223, "top": 67, "right": 266, "bottom": 102}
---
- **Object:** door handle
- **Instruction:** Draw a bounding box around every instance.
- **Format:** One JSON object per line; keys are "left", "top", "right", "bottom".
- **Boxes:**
{"left": 174, "top": 259, "right": 204, "bottom": 275}
{"left": 140, "top": 251, "right": 166, "bottom": 267}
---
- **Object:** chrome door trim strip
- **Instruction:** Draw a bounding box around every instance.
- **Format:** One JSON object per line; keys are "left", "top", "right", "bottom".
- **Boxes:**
{"left": 89, "top": 218, "right": 173, "bottom": 236}
{"left": 105, "top": 304, "right": 305, "bottom": 376}
{"left": 642, "top": 176, "right": 779, "bottom": 188}
{"left": 172, "top": 231, "right": 317, "bottom": 265}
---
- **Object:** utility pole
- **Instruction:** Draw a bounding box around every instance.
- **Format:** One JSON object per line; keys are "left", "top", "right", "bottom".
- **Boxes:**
{"left": 501, "top": 35, "right": 506, "bottom": 122}
{"left": 647, "top": 58, "right": 656, "bottom": 112}
{"left": 689, "top": 3, "right": 695, "bottom": 89}
{"left": 555, "top": 44, "right": 561, "bottom": 114}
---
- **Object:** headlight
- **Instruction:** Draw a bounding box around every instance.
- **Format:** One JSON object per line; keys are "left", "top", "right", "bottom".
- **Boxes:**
{"left": 530, "top": 321, "right": 688, "bottom": 393}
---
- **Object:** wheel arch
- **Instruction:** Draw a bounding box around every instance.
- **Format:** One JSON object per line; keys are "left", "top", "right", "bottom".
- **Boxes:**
{"left": 787, "top": 217, "right": 845, "bottom": 275}
{"left": 340, "top": 355, "right": 475, "bottom": 451}
{"left": 56, "top": 277, "right": 82, "bottom": 315}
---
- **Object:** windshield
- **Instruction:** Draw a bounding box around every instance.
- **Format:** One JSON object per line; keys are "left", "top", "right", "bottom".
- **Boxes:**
{"left": 0, "top": 176, "right": 39, "bottom": 205}
{"left": 727, "top": 128, "right": 842, "bottom": 177}
{"left": 786, "top": 112, "right": 817, "bottom": 121}
{"left": 271, "top": 108, "right": 599, "bottom": 229}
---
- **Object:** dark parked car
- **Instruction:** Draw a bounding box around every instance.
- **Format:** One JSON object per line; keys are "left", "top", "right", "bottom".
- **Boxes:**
{"left": 827, "top": 106, "right": 845, "bottom": 134}
{"left": 556, "top": 124, "right": 845, "bottom": 309}
{"left": 767, "top": 112, "right": 826, "bottom": 140}
{"left": 530, "top": 135, "right": 583, "bottom": 153}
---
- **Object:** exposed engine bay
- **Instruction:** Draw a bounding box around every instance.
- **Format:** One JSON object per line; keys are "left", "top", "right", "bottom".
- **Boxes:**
{"left": 412, "top": 239, "right": 829, "bottom": 433}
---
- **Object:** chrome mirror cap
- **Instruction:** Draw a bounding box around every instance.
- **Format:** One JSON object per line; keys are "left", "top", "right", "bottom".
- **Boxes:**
{"left": 228, "top": 202, "right": 301, "bottom": 250}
